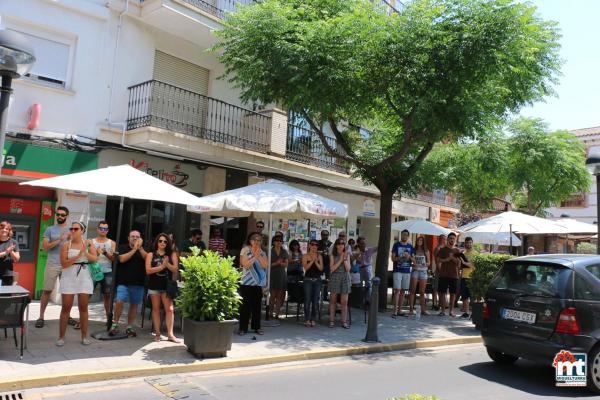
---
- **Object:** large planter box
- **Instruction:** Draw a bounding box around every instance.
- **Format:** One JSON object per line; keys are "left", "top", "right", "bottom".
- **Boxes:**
{"left": 472, "top": 302, "right": 483, "bottom": 330}
{"left": 183, "top": 318, "right": 237, "bottom": 358}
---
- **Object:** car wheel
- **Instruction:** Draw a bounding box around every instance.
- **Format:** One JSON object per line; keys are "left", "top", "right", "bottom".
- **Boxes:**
{"left": 486, "top": 347, "right": 519, "bottom": 365}
{"left": 588, "top": 345, "right": 600, "bottom": 394}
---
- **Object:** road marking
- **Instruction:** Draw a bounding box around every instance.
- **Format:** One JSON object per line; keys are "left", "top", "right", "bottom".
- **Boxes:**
{"left": 25, "top": 382, "right": 142, "bottom": 399}
{"left": 147, "top": 376, "right": 217, "bottom": 399}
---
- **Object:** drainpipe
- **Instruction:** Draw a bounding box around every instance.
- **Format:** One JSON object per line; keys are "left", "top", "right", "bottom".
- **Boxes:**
{"left": 106, "top": 0, "right": 130, "bottom": 124}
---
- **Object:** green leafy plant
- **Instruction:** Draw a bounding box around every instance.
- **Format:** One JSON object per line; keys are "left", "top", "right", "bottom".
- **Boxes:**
{"left": 177, "top": 249, "right": 242, "bottom": 322}
{"left": 387, "top": 395, "right": 440, "bottom": 400}
{"left": 576, "top": 242, "right": 596, "bottom": 255}
{"left": 468, "top": 253, "right": 513, "bottom": 301}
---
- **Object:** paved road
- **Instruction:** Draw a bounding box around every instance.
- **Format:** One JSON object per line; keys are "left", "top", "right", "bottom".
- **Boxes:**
{"left": 21, "top": 344, "right": 594, "bottom": 400}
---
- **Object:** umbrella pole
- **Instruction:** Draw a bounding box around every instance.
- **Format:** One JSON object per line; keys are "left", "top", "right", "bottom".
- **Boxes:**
{"left": 263, "top": 213, "right": 279, "bottom": 326}
{"left": 93, "top": 196, "right": 128, "bottom": 340}
{"left": 509, "top": 224, "right": 513, "bottom": 255}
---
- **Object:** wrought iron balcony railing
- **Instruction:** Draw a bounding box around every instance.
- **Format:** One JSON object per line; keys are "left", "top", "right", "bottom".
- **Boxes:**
{"left": 285, "top": 120, "right": 350, "bottom": 175}
{"left": 180, "top": 0, "right": 255, "bottom": 19}
{"left": 127, "top": 80, "right": 271, "bottom": 153}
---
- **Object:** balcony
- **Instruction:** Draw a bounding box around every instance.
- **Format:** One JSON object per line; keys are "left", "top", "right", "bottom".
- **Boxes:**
{"left": 179, "top": 0, "right": 255, "bottom": 19}
{"left": 285, "top": 120, "right": 350, "bottom": 175}
{"left": 413, "top": 190, "right": 460, "bottom": 209}
{"left": 127, "top": 80, "right": 271, "bottom": 153}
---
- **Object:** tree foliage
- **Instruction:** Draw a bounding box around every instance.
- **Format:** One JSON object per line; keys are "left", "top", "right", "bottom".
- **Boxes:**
{"left": 215, "top": 0, "right": 562, "bottom": 307}
{"left": 421, "top": 117, "right": 590, "bottom": 215}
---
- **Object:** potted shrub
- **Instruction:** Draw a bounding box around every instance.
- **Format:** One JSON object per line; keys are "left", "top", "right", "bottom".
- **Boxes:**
{"left": 177, "top": 249, "right": 242, "bottom": 358}
{"left": 468, "top": 253, "right": 513, "bottom": 329}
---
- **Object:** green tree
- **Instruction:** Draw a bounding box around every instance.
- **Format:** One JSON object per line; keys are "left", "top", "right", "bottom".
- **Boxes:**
{"left": 216, "top": 0, "right": 561, "bottom": 308}
{"left": 508, "top": 117, "right": 590, "bottom": 215}
{"left": 422, "top": 118, "right": 590, "bottom": 216}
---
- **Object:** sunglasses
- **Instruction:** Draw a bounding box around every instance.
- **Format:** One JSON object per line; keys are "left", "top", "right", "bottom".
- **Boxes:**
{"left": 158, "top": 239, "right": 168, "bottom": 244}
{"left": 69, "top": 227, "right": 80, "bottom": 232}
{"left": 98, "top": 227, "right": 109, "bottom": 232}
{"left": 256, "top": 225, "right": 264, "bottom": 229}
{"left": 56, "top": 213, "right": 68, "bottom": 218}
{"left": 310, "top": 243, "right": 318, "bottom": 246}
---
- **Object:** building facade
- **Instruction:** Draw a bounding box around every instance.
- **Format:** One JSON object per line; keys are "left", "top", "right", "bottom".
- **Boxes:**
{"left": 0, "top": 0, "right": 458, "bottom": 295}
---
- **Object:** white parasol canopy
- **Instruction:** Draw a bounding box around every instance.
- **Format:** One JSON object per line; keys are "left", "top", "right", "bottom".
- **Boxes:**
{"left": 391, "top": 219, "right": 452, "bottom": 236}
{"left": 458, "top": 211, "right": 568, "bottom": 235}
{"left": 187, "top": 179, "right": 348, "bottom": 219}
{"left": 462, "top": 231, "right": 522, "bottom": 246}
{"left": 554, "top": 218, "right": 598, "bottom": 234}
{"left": 20, "top": 164, "right": 204, "bottom": 206}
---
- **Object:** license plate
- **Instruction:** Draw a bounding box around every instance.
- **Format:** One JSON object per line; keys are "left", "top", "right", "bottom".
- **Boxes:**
{"left": 502, "top": 308, "right": 536, "bottom": 324}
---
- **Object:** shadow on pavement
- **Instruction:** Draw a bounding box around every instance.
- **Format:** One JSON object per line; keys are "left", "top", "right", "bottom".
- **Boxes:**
{"left": 460, "top": 360, "right": 594, "bottom": 398}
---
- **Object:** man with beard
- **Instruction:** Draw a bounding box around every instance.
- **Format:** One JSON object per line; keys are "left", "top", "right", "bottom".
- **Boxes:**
{"left": 35, "top": 206, "right": 71, "bottom": 328}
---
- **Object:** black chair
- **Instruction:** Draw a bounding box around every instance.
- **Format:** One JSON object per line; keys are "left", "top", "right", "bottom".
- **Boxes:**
{"left": 0, "top": 294, "right": 30, "bottom": 359}
{"left": 284, "top": 281, "right": 304, "bottom": 321}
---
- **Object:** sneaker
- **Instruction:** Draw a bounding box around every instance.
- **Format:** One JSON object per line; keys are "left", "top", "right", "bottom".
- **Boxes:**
{"left": 125, "top": 327, "right": 137, "bottom": 337}
{"left": 55, "top": 338, "right": 65, "bottom": 347}
{"left": 460, "top": 312, "right": 470, "bottom": 319}
{"left": 81, "top": 338, "right": 92, "bottom": 345}
{"left": 108, "top": 323, "right": 118, "bottom": 336}
{"left": 438, "top": 311, "right": 446, "bottom": 316}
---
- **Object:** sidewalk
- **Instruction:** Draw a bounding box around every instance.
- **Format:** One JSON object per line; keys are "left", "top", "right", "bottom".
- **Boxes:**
{"left": 0, "top": 300, "right": 481, "bottom": 391}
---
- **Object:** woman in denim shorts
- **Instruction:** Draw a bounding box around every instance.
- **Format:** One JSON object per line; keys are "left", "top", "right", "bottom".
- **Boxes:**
{"left": 409, "top": 236, "right": 430, "bottom": 315}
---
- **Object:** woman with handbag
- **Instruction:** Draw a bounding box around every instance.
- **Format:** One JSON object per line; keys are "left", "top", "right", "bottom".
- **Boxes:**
{"left": 145, "top": 233, "right": 179, "bottom": 343}
{"left": 56, "top": 222, "right": 97, "bottom": 346}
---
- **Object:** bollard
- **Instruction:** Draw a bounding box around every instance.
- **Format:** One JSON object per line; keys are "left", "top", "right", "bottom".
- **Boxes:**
{"left": 363, "top": 277, "right": 380, "bottom": 343}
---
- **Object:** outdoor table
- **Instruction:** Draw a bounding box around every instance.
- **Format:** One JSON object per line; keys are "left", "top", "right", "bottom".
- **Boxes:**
{"left": 0, "top": 285, "right": 31, "bottom": 349}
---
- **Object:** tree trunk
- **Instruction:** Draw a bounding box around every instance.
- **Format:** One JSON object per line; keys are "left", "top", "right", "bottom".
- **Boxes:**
{"left": 374, "top": 187, "right": 393, "bottom": 311}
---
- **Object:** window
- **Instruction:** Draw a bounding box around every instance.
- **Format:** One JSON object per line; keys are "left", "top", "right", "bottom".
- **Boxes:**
{"left": 489, "top": 263, "right": 572, "bottom": 298}
{"left": 8, "top": 29, "right": 71, "bottom": 88}
{"left": 560, "top": 193, "right": 586, "bottom": 208}
{"left": 586, "top": 264, "right": 600, "bottom": 281}
{"left": 575, "top": 273, "right": 600, "bottom": 301}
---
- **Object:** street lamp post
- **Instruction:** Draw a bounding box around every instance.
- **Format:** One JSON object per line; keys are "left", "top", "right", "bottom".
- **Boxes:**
{"left": 0, "top": 29, "right": 36, "bottom": 167}
{"left": 585, "top": 152, "right": 600, "bottom": 255}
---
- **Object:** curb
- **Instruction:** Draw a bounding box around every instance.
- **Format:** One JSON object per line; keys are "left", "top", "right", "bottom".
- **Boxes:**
{"left": 0, "top": 335, "right": 482, "bottom": 392}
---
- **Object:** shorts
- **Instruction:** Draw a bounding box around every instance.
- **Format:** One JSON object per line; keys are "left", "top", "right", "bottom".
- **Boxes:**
{"left": 438, "top": 277, "right": 459, "bottom": 294}
{"left": 148, "top": 289, "right": 166, "bottom": 296}
{"left": 393, "top": 272, "right": 411, "bottom": 290}
{"left": 411, "top": 270, "right": 428, "bottom": 281}
{"left": 460, "top": 278, "right": 471, "bottom": 299}
{"left": 43, "top": 264, "right": 62, "bottom": 291}
{"left": 94, "top": 272, "right": 113, "bottom": 295}
{"left": 115, "top": 285, "right": 144, "bottom": 305}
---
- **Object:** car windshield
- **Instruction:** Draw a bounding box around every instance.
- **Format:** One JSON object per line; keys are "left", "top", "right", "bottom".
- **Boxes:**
{"left": 489, "top": 262, "right": 572, "bottom": 298}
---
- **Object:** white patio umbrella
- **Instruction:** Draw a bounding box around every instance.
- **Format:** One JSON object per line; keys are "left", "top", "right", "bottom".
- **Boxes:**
{"left": 188, "top": 179, "right": 348, "bottom": 324}
{"left": 554, "top": 218, "right": 598, "bottom": 234}
{"left": 20, "top": 164, "right": 204, "bottom": 337}
{"left": 458, "top": 211, "right": 567, "bottom": 248}
{"left": 462, "top": 231, "right": 522, "bottom": 246}
{"left": 391, "top": 219, "right": 452, "bottom": 236}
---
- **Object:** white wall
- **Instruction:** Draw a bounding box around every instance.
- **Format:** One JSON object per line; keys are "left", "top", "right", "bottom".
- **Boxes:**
{"left": 1, "top": 0, "right": 110, "bottom": 139}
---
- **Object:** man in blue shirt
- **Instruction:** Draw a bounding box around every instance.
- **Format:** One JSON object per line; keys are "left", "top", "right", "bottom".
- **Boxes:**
{"left": 391, "top": 229, "right": 415, "bottom": 317}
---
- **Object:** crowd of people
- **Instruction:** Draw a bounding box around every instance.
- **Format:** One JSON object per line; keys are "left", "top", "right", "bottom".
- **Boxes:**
{"left": 17, "top": 207, "right": 480, "bottom": 346}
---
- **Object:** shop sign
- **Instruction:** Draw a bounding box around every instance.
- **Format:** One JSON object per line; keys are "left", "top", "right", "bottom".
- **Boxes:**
{"left": 430, "top": 207, "right": 441, "bottom": 223}
{"left": 363, "top": 199, "right": 376, "bottom": 217}
{"left": 1, "top": 140, "right": 97, "bottom": 179}
{"left": 99, "top": 150, "right": 203, "bottom": 193}
{"left": 9, "top": 198, "right": 24, "bottom": 214}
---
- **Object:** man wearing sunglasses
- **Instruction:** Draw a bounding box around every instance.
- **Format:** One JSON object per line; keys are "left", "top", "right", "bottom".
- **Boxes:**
{"left": 36, "top": 206, "right": 71, "bottom": 328}
{"left": 91, "top": 221, "right": 116, "bottom": 323}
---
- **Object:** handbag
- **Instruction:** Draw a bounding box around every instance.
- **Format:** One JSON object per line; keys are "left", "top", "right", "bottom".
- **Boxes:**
{"left": 88, "top": 262, "right": 104, "bottom": 282}
{"left": 166, "top": 279, "right": 179, "bottom": 299}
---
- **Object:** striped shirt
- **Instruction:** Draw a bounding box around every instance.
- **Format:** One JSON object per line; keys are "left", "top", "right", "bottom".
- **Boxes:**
{"left": 240, "top": 246, "right": 267, "bottom": 287}
{"left": 208, "top": 238, "right": 226, "bottom": 256}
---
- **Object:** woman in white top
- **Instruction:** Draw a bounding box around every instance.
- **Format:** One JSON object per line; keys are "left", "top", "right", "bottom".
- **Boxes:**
{"left": 409, "top": 236, "right": 430, "bottom": 316}
{"left": 56, "top": 222, "right": 97, "bottom": 346}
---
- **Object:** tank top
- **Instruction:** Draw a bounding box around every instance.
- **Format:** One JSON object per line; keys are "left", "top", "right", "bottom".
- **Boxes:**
{"left": 415, "top": 251, "right": 428, "bottom": 271}
{"left": 147, "top": 252, "right": 172, "bottom": 291}
{"left": 304, "top": 256, "right": 321, "bottom": 279}
{"left": 331, "top": 254, "right": 346, "bottom": 275}
{"left": 92, "top": 238, "right": 112, "bottom": 273}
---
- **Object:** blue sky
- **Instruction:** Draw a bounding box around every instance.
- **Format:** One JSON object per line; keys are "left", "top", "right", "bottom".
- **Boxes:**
{"left": 518, "top": 0, "right": 600, "bottom": 131}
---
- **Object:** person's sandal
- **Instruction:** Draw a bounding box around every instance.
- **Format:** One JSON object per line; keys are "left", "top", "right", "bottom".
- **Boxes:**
{"left": 81, "top": 338, "right": 92, "bottom": 345}
{"left": 237, "top": 330, "right": 247, "bottom": 336}
{"left": 109, "top": 324, "right": 118, "bottom": 336}
{"left": 153, "top": 333, "right": 161, "bottom": 342}
{"left": 310, "top": 321, "right": 316, "bottom": 327}
{"left": 342, "top": 323, "right": 350, "bottom": 329}
{"left": 73, "top": 322, "right": 81, "bottom": 330}
{"left": 329, "top": 321, "right": 335, "bottom": 328}
{"left": 304, "top": 321, "right": 311, "bottom": 327}
{"left": 35, "top": 318, "right": 44, "bottom": 328}
{"left": 254, "top": 329, "right": 264, "bottom": 335}
{"left": 167, "top": 336, "right": 180, "bottom": 343}
{"left": 125, "top": 327, "right": 137, "bottom": 337}
{"left": 68, "top": 317, "right": 78, "bottom": 326}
